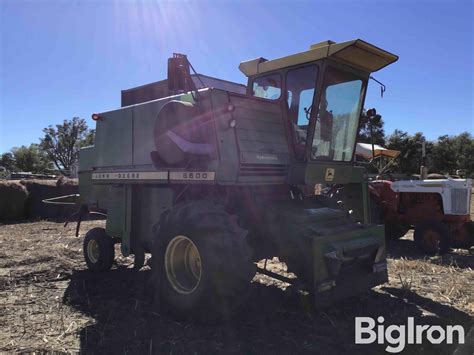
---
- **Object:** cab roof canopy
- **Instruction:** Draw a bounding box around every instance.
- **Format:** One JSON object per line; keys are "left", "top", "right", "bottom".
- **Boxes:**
{"left": 239, "top": 39, "right": 398, "bottom": 77}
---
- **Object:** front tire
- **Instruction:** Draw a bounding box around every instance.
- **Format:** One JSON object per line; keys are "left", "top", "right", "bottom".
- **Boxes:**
{"left": 414, "top": 220, "right": 450, "bottom": 255}
{"left": 83, "top": 228, "right": 115, "bottom": 271}
{"left": 151, "top": 200, "right": 255, "bottom": 322}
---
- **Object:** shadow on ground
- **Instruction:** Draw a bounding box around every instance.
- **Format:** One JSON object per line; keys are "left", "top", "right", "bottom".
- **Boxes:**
{"left": 63, "top": 267, "right": 472, "bottom": 354}
{"left": 386, "top": 236, "right": 474, "bottom": 270}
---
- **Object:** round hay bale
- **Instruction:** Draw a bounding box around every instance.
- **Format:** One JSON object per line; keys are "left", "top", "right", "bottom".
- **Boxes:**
{"left": 56, "top": 176, "right": 79, "bottom": 193}
{"left": 0, "top": 180, "right": 28, "bottom": 221}
{"left": 21, "top": 179, "right": 78, "bottom": 219}
{"left": 57, "top": 175, "right": 75, "bottom": 186}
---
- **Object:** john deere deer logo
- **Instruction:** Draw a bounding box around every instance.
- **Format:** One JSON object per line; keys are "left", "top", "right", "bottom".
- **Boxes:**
{"left": 325, "top": 168, "right": 335, "bottom": 182}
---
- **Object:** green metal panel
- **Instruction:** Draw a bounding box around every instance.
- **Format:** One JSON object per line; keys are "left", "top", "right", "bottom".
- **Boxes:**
{"left": 132, "top": 186, "right": 174, "bottom": 251}
{"left": 230, "top": 95, "right": 288, "bottom": 159}
{"left": 304, "top": 163, "right": 365, "bottom": 185}
{"left": 210, "top": 90, "right": 240, "bottom": 183}
{"left": 344, "top": 182, "right": 369, "bottom": 224}
{"left": 311, "top": 224, "right": 385, "bottom": 283}
{"left": 95, "top": 107, "right": 133, "bottom": 167}
{"left": 103, "top": 185, "right": 133, "bottom": 256}
{"left": 235, "top": 117, "right": 285, "bottom": 134}
{"left": 237, "top": 140, "right": 289, "bottom": 155}
{"left": 105, "top": 186, "right": 126, "bottom": 237}
{"left": 78, "top": 146, "right": 95, "bottom": 171}
{"left": 106, "top": 184, "right": 175, "bottom": 256}
{"left": 122, "top": 185, "right": 132, "bottom": 256}
{"left": 78, "top": 146, "right": 111, "bottom": 206}
{"left": 133, "top": 100, "right": 166, "bottom": 166}
{"left": 78, "top": 146, "right": 95, "bottom": 204}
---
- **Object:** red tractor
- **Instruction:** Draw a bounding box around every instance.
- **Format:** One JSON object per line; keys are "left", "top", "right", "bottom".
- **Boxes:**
{"left": 370, "top": 178, "right": 473, "bottom": 254}
{"left": 357, "top": 143, "right": 474, "bottom": 254}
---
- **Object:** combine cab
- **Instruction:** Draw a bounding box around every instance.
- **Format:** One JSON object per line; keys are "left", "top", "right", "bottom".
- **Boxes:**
{"left": 78, "top": 39, "right": 399, "bottom": 320}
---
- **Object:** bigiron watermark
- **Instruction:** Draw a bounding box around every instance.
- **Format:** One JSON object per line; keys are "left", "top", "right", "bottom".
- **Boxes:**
{"left": 355, "top": 316, "right": 465, "bottom": 353}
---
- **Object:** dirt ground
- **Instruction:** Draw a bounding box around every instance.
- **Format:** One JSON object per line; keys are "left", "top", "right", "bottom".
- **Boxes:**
{"left": 1, "top": 198, "right": 473, "bottom": 354}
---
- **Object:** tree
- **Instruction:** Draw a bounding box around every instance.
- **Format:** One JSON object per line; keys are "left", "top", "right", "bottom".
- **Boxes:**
{"left": 9, "top": 144, "right": 52, "bottom": 173}
{"left": 386, "top": 130, "right": 432, "bottom": 175}
{"left": 39, "top": 117, "right": 95, "bottom": 171}
{"left": 0, "top": 152, "right": 16, "bottom": 171}
{"left": 357, "top": 109, "right": 386, "bottom": 146}
{"left": 431, "top": 132, "right": 474, "bottom": 177}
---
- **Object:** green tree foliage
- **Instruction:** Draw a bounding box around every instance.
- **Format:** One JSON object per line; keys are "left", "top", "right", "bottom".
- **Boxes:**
{"left": 0, "top": 152, "right": 16, "bottom": 171}
{"left": 385, "top": 130, "right": 433, "bottom": 175}
{"left": 431, "top": 132, "right": 474, "bottom": 177}
{"left": 384, "top": 131, "right": 474, "bottom": 177}
{"left": 9, "top": 144, "right": 52, "bottom": 173}
{"left": 357, "top": 113, "right": 473, "bottom": 177}
{"left": 39, "top": 117, "right": 95, "bottom": 171}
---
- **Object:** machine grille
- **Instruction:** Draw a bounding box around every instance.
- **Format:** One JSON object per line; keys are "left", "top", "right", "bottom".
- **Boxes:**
{"left": 239, "top": 163, "right": 288, "bottom": 177}
{"left": 451, "top": 188, "right": 468, "bottom": 214}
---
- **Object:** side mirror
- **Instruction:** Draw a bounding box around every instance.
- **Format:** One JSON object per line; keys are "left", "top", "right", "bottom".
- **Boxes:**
{"left": 167, "top": 53, "right": 191, "bottom": 92}
{"left": 366, "top": 108, "right": 377, "bottom": 117}
{"left": 366, "top": 108, "right": 381, "bottom": 124}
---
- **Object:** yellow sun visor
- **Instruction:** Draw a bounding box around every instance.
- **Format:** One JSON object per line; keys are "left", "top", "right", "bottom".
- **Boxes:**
{"left": 356, "top": 143, "right": 401, "bottom": 160}
{"left": 239, "top": 39, "right": 398, "bottom": 77}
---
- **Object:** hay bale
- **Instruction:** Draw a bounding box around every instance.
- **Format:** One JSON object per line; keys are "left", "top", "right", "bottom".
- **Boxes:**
{"left": 0, "top": 180, "right": 28, "bottom": 221}
{"left": 21, "top": 178, "right": 79, "bottom": 219}
{"left": 57, "top": 176, "right": 78, "bottom": 189}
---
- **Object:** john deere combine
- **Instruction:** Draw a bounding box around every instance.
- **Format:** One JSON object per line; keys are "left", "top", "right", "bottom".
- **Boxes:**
{"left": 78, "top": 39, "right": 398, "bottom": 320}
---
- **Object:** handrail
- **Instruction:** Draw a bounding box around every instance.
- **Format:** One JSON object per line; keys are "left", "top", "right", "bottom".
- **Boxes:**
{"left": 41, "top": 194, "right": 80, "bottom": 205}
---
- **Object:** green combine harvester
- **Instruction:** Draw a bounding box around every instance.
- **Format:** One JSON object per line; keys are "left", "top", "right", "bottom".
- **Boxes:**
{"left": 78, "top": 39, "right": 398, "bottom": 321}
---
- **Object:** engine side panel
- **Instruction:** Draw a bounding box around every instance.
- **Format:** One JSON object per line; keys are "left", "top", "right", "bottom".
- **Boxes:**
{"left": 228, "top": 93, "right": 289, "bottom": 183}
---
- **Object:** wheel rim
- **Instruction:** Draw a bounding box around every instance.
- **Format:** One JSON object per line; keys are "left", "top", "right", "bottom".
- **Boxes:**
{"left": 87, "top": 239, "right": 100, "bottom": 263}
{"left": 422, "top": 230, "right": 440, "bottom": 253}
{"left": 165, "top": 235, "right": 202, "bottom": 295}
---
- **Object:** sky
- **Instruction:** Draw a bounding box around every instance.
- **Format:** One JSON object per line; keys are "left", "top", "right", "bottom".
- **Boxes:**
{"left": 0, "top": 0, "right": 473, "bottom": 153}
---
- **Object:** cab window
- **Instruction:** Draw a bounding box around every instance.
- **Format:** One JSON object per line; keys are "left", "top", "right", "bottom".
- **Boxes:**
{"left": 252, "top": 74, "right": 282, "bottom": 100}
{"left": 286, "top": 65, "right": 319, "bottom": 160}
{"left": 311, "top": 67, "right": 364, "bottom": 162}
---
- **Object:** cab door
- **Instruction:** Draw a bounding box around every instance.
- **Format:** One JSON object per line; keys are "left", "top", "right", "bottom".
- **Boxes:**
{"left": 285, "top": 65, "right": 320, "bottom": 161}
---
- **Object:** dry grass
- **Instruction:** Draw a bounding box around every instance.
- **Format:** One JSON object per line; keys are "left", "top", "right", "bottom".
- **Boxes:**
{"left": 0, "top": 193, "right": 472, "bottom": 353}
{"left": 388, "top": 243, "right": 473, "bottom": 314}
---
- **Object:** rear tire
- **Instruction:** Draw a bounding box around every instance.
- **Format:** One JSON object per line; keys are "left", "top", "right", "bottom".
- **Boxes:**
{"left": 414, "top": 220, "right": 450, "bottom": 255}
{"left": 150, "top": 200, "right": 255, "bottom": 322}
{"left": 83, "top": 228, "right": 115, "bottom": 271}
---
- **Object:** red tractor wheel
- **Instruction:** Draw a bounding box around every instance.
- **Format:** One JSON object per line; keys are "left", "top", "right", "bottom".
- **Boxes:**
{"left": 414, "top": 220, "right": 450, "bottom": 255}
